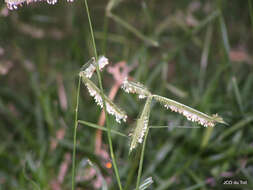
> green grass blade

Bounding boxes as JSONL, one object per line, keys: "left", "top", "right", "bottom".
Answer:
{"left": 107, "top": 12, "right": 159, "bottom": 47}
{"left": 218, "top": 14, "right": 230, "bottom": 57}
{"left": 198, "top": 25, "right": 213, "bottom": 93}
{"left": 201, "top": 127, "right": 214, "bottom": 149}
{"left": 192, "top": 10, "right": 220, "bottom": 35}
{"left": 249, "top": 0, "right": 253, "bottom": 34}
{"left": 232, "top": 77, "right": 244, "bottom": 114}
{"left": 166, "top": 83, "right": 188, "bottom": 98}
{"left": 219, "top": 115, "right": 253, "bottom": 141}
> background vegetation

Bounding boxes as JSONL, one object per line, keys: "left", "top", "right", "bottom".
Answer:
{"left": 0, "top": 0, "right": 253, "bottom": 189}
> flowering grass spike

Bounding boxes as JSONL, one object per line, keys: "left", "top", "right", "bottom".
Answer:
{"left": 83, "top": 56, "right": 109, "bottom": 78}
{"left": 121, "top": 78, "right": 151, "bottom": 99}
{"left": 121, "top": 79, "right": 226, "bottom": 151}
{"left": 5, "top": 0, "right": 74, "bottom": 10}
{"left": 153, "top": 95, "right": 227, "bottom": 127}
{"left": 130, "top": 96, "right": 152, "bottom": 151}
{"left": 79, "top": 57, "right": 127, "bottom": 123}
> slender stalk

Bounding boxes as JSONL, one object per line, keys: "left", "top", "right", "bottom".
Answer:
{"left": 232, "top": 77, "right": 244, "bottom": 114}
{"left": 136, "top": 128, "right": 150, "bottom": 190}
{"left": 71, "top": 76, "right": 81, "bottom": 190}
{"left": 102, "top": 13, "right": 109, "bottom": 54}
{"left": 149, "top": 125, "right": 201, "bottom": 129}
{"left": 84, "top": 1, "right": 97, "bottom": 59}
{"left": 249, "top": 0, "right": 253, "bottom": 35}
{"left": 84, "top": 1, "right": 123, "bottom": 189}
{"left": 78, "top": 120, "right": 128, "bottom": 138}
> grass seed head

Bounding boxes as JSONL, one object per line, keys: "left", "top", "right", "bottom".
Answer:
{"left": 130, "top": 96, "right": 152, "bottom": 152}
{"left": 121, "top": 78, "right": 150, "bottom": 99}
{"left": 153, "top": 95, "right": 226, "bottom": 127}
{"left": 83, "top": 56, "right": 109, "bottom": 79}
{"left": 80, "top": 72, "right": 127, "bottom": 123}
{"left": 5, "top": 0, "right": 75, "bottom": 10}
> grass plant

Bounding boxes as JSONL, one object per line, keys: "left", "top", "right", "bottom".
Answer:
{"left": 1, "top": 0, "right": 253, "bottom": 190}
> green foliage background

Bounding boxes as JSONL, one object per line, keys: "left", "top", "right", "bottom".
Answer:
{"left": 0, "top": 0, "right": 253, "bottom": 189}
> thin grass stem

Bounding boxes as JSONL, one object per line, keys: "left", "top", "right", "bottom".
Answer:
{"left": 150, "top": 125, "right": 201, "bottom": 129}
{"left": 78, "top": 120, "right": 128, "bottom": 138}
{"left": 85, "top": 0, "right": 98, "bottom": 60}
{"left": 249, "top": 0, "right": 253, "bottom": 35}
{"left": 136, "top": 127, "right": 150, "bottom": 190}
{"left": 84, "top": 1, "right": 123, "bottom": 189}
{"left": 232, "top": 77, "right": 244, "bottom": 114}
{"left": 71, "top": 76, "right": 81, "bottom": 190}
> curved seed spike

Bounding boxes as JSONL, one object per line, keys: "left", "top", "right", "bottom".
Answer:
{"left": 153, "top": 95, "right": 226, "bottom": 127}
{"left": 81, "top": 56, "right": 109, "bottom": 79}
{"left": 80, "top": 72, "right": 127, "bottom": 123}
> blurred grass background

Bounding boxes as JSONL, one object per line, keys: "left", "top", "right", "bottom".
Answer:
{"left": 0, "top": 0, "right": 253, "bottom": 189}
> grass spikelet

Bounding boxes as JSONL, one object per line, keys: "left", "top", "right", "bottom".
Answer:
{"left": 82, "top": 56, "right": 109, "bottom": 79}
{"left": 80, "top": 72, "right": 127, "bottom": 123}
{"left": 121, "top": 78, "right": 151, "bottom": 99}
{"left": 5, "top": 0, "right": 74, "bottom": 10}
{"left": 130, "top": 96, "right": 152, "bottom": 151}
{"left": 153, "top": 95, "right": 226, "bottom": 127}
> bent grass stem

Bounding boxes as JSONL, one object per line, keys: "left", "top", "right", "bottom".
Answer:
{"left": 71, "top": 76, "right": 81, "bottom": 190}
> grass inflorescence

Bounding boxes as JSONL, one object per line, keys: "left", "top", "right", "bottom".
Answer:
{"left": 1, "top": 0, "right": 253, "bottom": 190}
